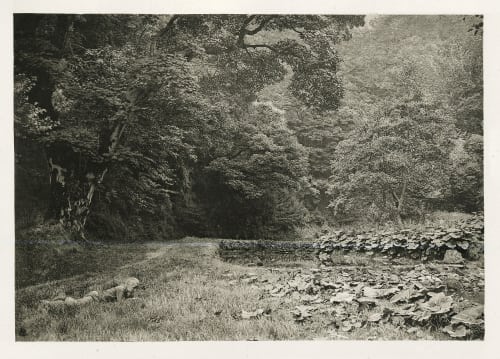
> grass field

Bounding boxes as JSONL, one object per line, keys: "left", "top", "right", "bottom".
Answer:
{"left": 15, "top": 237, "right": 481, "bottom": 341}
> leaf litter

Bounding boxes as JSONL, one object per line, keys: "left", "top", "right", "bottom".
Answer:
{"left": 238, "top": 257, "right": 484, "bottom": 339}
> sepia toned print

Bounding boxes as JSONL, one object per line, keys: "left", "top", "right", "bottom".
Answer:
{"left": 14, "top": 14, "right": 483, "bottom": 341}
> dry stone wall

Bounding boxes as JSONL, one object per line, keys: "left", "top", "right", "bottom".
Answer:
{"left": 218, "top": 214, "right": 484, "bottom": 264}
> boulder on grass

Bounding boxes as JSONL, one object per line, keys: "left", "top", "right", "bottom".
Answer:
{"left": 466, "top": 242, "right": 483, "bottom": 260}
{"left": 443, "top": 250, "right": 464, "bottom": 264}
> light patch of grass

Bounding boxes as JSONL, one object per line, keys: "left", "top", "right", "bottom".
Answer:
{"left": 328, "top": 251, "right": 372, "bottom": 266}
{"left": 17, "top": 243, "right": 308, "bottom": 340}
{"left": 423, "top": 211, "right": 474, "bottom": 228}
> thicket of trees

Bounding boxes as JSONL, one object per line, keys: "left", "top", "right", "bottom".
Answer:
{"left": 14, "top": 15, "right": 482, "bottom": 241}
{"left": 329, "top": 15, "right": 483, "bottom": 223}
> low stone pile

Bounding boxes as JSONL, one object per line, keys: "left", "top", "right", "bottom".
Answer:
{"left": 317, "top": 214, "right": 483, "bottom": 264}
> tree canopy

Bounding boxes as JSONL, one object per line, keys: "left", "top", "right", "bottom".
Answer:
{"left": 14, "top": 14, "right": 482, "bottom": 240}
{"left": 15, "top": 14, "right": 364, "bottom": 239}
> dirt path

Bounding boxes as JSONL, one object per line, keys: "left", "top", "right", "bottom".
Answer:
{"left": 144, "top": 240, "right": 219, "bottom": 259}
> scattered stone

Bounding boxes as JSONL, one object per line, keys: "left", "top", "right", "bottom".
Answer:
{"left": 451, "top": 305, "right": 484, "bottom": 326}
{"left": 330, "top": 292, "right": 355, "bottom": 303}
{"left": 292, "top": 305, "right": 315, "bottom": 322}
{"left": 443, "top": 250, "right": 464, "bottom": 264}
{"left": 242, "top": 276, "right": 258, "bottom": 284}
{"left": 241, "top": 308, "right": 264, "bottom": 319}
{"left": 367, "top": 312, "right": 383, "bottom": 322}
{"left": 443, "top": 325, "right": 469, "bottom": 338}
{"left": 363, "top": 286, "right": 399, "bottom": 298}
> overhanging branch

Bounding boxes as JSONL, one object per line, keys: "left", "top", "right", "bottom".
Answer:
{"left": 157, "top": 15, "right": 180, "bottom": 39}
{"left": 245, "top": 16, "right": 277, "bottom": 35}
{"left": 244, "top": 43, "right": 278, "bottom": 52}
{"left": 238, "top": 15, "right": 277, "bottom": 49}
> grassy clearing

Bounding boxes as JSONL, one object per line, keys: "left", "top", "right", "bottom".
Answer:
{"left": 17, "top": 241, "right": 309, "bottom": 341}
{"left": 16, "top": 238, "right": 474, "bottom": 341}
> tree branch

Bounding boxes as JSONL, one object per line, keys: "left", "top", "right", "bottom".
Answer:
{"left": 244, "top": 43, "right": 278, "bottom": 52}
{"left": 238, "top": 15, "right": 276, "bottom": 49}
{"left": 235, "top": 15, "right": 309, "bottom": 62}
{"left": 291, "top": 27, "right": 305, "bottom": 36}
{"left": 227, "top": 148, "right": 247, "bottom": 160}
{"left": 398, "top": 174, "right": 408, "bottom": 211}
{"left": 245, "top": 16, "right": 277, "bottom": 35}
{"left": 62, "top": 20, "right": 75, "bottom": 57}
{"left": 391, "top": 191, "right": 400, "bottom": 207}
{"left": 157, "top": 15, "right": 180, "bottom": 39}
{"left": 238, "top": 15, "right": 257, "bottom": 48}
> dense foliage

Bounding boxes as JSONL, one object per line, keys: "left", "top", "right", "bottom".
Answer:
{"left": 329, "top": 98, "right": 456, "bottom": 224}
{"left": 14, "top": 14, "right": 483, "bottom": 241}
{"left": 14, "top": 14, "right": 362, "bottom": 240}
{"left": 328, "top": 15, "right": 483, "bottom": 224}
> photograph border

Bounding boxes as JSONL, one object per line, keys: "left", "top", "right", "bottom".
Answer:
{"left": 2, "top": 1, "right": 499, "bottom": 358}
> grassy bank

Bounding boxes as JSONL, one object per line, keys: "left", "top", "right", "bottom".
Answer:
{"left": 17, "top": 240, "right": 314, "bottom": 341}
{"left": 16, "top": 237, "right": 483, "bottom": 341}
{"left": 15, "top": 241, "right": 151, "bottom": 289}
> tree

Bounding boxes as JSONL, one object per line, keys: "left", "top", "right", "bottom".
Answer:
{"left": 326, "top": 15, "right": 483, "bottom": 223}
{"left": 338, "top": 15, "right": 482, "bottom": 128}
{"left": 197, "top": 105, "right": 309, "bottom": 238}
{"left": 448, "top": 134, "right": 483, "bottom": 212}
{"left": 253, "top": 69, "right": 356, "bottom": 223}
{"left": 14, "top": 14, "right": 364, "bottom": 239}
{"left": 329, "top": 98, "right": 456, "bottom": 224}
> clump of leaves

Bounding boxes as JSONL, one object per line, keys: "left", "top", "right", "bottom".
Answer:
{"left": 317, "top": 213, "right": 483, "bottom": 263}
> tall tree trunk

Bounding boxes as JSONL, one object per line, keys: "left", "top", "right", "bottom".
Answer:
{"left": 46, "top": 150, "right": 103, "bottom": 238}
{"left": 46, "top": 102, "right": 136, "bottom": 239}
{"left": 395, "top": 209, "right": 403, "bottom": 226}
{"left": 44, "top": 18, "right": 168, "bottom": 239}
{"left": 395, "top": 175, "right": 408, "bottom": 226}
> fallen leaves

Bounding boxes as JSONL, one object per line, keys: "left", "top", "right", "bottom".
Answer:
{"left": 390, "top": 288, "right": 423, "bottom": 303}
{"left": 363, "top": 287, "right": 399, "bottom": 299}
{"left": 419, "top": 292, "right": 453, "bottom": 314}
{"left": 230, "top": 215, "right": 484, "bottom": 340}
{"left": 288, "top": 275, "right": 315, "bottom": 293}
{"left": 242, "top": 260, "right": 484, "bottom": 340}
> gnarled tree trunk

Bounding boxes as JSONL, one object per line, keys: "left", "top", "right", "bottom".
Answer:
{"left": 46, "top": 102, "right": 136, "bottom": 239}
{"left": 46, "top": 145, "right": 104, "bottom": 238}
